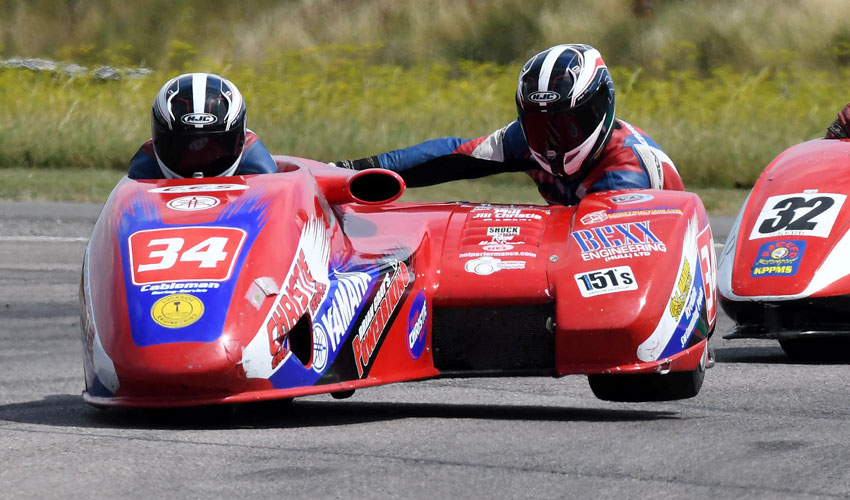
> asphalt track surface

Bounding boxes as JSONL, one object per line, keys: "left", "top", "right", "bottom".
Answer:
{"left": 1, "top": 201, "right": 849, "bottom": 500}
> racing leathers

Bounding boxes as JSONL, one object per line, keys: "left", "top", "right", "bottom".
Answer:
{"left": 128, "top": 131, "right": 278, "bottom": 179}
{"left": 339, "top": 119, "right": 683, "bottom": 205}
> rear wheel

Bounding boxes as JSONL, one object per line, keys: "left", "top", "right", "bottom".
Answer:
{"left": 779, "top": 338, "right": 850, "bottom": 362}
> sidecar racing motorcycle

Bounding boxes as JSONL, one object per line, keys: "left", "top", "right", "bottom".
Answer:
{"left": 719, "top": 139, "right": 850, "bottom": 359}
{"left": 79, "top": 156, "right": 717, "bottom": 407}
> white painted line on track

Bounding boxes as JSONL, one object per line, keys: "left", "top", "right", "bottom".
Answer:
{"left": 0, "top": 236, "right": 88, "bottom": 243}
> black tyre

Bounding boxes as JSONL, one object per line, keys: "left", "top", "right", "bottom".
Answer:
{"left": 779, "top": 337, "right": 850, "bottom": 362}
{"left": 588, "top": 364, "right": 705, "bottom": 402}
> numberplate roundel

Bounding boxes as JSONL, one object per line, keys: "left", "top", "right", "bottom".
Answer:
{"left": 128, "top": 226, "right": 247, "bottom": 285}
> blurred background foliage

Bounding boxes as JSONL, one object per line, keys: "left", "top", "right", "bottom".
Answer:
{"left": 1, "top": 0, "right": 849, "bottom": 190}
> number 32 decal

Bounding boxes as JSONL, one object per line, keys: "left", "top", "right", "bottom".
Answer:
{"left": 749, "top": 193, "right": 846, "bottom": 240}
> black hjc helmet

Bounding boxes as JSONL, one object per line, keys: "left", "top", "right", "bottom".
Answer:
{"left": 516, "top": 44, "right": 615, "bottom": 181}
{"left": 151, "top": 73, "right": 247, "bottom": 178}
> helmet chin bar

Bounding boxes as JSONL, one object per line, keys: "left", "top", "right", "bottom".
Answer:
{"left": 154, "top": 151, "right": 242, "bottom": 179}
{"left": 561, "top": 119, "right": 605, "bottom": 177}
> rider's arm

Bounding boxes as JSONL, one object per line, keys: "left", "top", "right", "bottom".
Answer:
{"left": 333, "top": 122, "right": 532, "bottom": 187}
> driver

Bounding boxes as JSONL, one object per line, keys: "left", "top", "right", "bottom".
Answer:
{"left": 332, "top": 44, "right": 683, "bottom": 205}
{"left": 128, "top": 73, "right": 277, "bottom": 179}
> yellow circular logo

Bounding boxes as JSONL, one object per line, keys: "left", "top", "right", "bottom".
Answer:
{"left": 150, "top": 294, "right": 204, "bottom": 328}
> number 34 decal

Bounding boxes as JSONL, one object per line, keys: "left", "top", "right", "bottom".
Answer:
{"left": 749, "top": 193, "right": 846, "bottom": 240}
{"left": 129, "top": 226, "right": 247, "bottom": 285}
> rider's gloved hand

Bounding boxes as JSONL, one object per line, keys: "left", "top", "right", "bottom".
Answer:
{"left": 331, "top": 156, "right": 381, "bottom": 170}
{"left": 826, "top": 103, "right": 850, "bottom": 139}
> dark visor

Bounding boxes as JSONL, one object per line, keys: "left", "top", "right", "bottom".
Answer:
{"left": 522, "top": 89, "right": 609, "bottom": 159}
{"left": 155, "top": 129, "right": 245, "bottom": 177}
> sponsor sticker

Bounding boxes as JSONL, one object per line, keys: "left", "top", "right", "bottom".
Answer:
{"left": 352, "top": 261, "right": 411, "bottom": 377}
{"left": 140, "top": 281, "right": 221, "bottom": 295}
{"left": 316, "top": 271, "right": 371, "bottom": 352}
{"left": 574, "top": 266, "right": 637, "bottom": 297}
{"left": 471, "top": 206, "right": 548, "bottom": 221}
{"left": 150, "top": 294, "right": 204, "bottom": 328}
{"left": 751, "top": 240, "right": 806, "bottom": 277}
{"left": 479, "top": 232, "right": 515, "bottom": 252}
{"left": 669, "top": 260, "right": 693, "bottom": 320}
{"left": 749, "top": 193, "right": 845, "bottom": 239}
{"left": 606, "top": 207, "right": 682, "bottom": 219}
{"left": 464, "top": 256, "right": 526, "bottom": 275}
{"left": 607, "top": 193, "right": 654, "bottom": 204}
{"left": 580, "top": 210, "right": 608, "bottom": 225}
{"left": 149, "top": 184, "right": 249, "bottom": 194}
{"left": 265, "top": 248, "right": 330, "bottom": 369}
{"left": 458, "top": 251, "right": 537, "bottom": 258}
{"left": 311, "top": 325, "right": 329, "bottom": 372}
{"left": 166, "top": 195, "right": 220, "bottom": 211}
{"left": 571, "top": 220, "right": 666, "bottom": 262}
{"left": 407, "top": 291, "right": 428, "bottom": 360}
{"left": 487, "top": 226, "right": 520, "bottom": 236}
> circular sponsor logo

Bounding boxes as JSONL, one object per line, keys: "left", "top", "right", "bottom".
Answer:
{"left": 150, "top": 294, "right": 204, "bottom": 328}
{"left": 407, "top": 291, "right": 428, "bottom": 360}
{"left": 770, "top": 247, "right": 789, "bottom": 259}
{"left": 464, "top": 256, "right": 499, "bottom": 276}
{"left": 608, "top": 193, "right": 655, "bottom": 204}
{"left": 180, "top": 113, "right": 218, "bottom": 126}
{"left": 166, "top": 195, "right": 221, "bottom": 211}
{"left": 528, "top": 91, "right": 561, "bottom": 103}
{"left": 482, "top": 243, "right": 514, "bottom": 252}
{"left": 311, "top": 324, "right": 329, "bottom": 372}
{"left": 149, "top": 184, "right": 249, "bottom": 194}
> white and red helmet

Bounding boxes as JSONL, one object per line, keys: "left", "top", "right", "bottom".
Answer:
{"left": 516, "top": 44, "right": 615, "bottom": 180}
{"left": 151, "top": 73, "right": 246, "bottom": 178}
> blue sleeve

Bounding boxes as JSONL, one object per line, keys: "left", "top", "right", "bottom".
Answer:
{"left": 376, "top": 137, "right": 468, "bottom": 173}
{"left": 236, "top": 138, "right": 277, "bottom": 175}
{"left": 375, "top": 121, "right": 529, "bottom": 173}
{"left": 127, "top": 147, "right": 163, "bottom": 179}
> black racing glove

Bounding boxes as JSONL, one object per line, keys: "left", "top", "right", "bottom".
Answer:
{"left": 332, "top": 156, "right": 381, "bottom": 170}
{"left": 826, "top": 103, "right": 850, "bottom": 139}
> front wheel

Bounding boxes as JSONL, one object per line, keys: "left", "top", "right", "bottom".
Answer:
{"left": 588, "top": 365, "right": 705, "bottom": 402}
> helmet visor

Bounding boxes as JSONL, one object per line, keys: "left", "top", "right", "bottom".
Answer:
{"left": 154, "top": 128, "right": 245, "bottom": 178}
{"left": 522, "top": 89, "right": 610, "bottom": 174}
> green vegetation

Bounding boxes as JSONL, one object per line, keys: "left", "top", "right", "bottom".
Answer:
{"left": 1, "top": 0, "right": 849, "bottom": 205}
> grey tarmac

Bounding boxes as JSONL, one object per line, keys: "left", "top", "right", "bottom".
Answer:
{"left": 0, "top": 201, "right": 847, "bottom": 500}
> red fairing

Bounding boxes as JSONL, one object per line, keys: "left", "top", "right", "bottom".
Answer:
{"left": 81, "top": 155, "right": 714, "bottom": 408}
{"left": 719, "top": 139, "right": 850, "bottom": 300}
